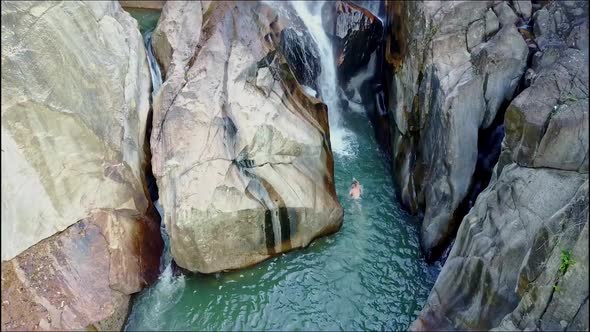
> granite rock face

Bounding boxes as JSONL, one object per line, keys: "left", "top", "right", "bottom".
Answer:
{"left": 150, "top": 1, "right": 343, "bottom": 273}
{"left": 384, "top": 0, "right": 528, "bottom": 259}
{"left": 1, "top": 210, "right": 162, "bottom": 331}
{"left": 412, "top": 1, "right": 589, "bottom": 330}
{"left": 1, "top": 1, "right": 161, "bottom": 329}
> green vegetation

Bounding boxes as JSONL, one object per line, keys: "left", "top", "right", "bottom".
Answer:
{"left": 429, "top": 24, "right": 439, "bottom": 38}
{"left": 564, "top": 94, "right": 578, "bottom": 103}
{"left": 559, "top": 249, "right": 575, "bottom": 274}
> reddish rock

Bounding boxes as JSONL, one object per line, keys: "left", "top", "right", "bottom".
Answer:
{"left": 1, "top": 210, "right": 162, "bottom": 331}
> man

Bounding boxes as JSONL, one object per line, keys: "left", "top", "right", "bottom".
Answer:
{"left": 349, "top": 178, "right": 362, "bottom": 199}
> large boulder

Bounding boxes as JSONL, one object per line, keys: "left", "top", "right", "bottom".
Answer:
{"left": 1, "top": 210, "right": 162, "bottom": 331}
{"left": 1, "top": 1, "right": 161, "bottom": 329}
{"left": 412, "top": 166, "right": 588, "bottom": 330}
{"left": 150, "top": 0, "right": 203, "bottom": 79}
{"left": 384, "top": 0, "right": 528, "bottom": 259}
{"left": 412, "top": 1, "right": 589, "bottom": 329}
{"left": 150, "top": 1, "right": 343, "bottom": 273}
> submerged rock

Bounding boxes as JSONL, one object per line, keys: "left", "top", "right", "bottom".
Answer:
{"left": 384, "top": 1, "right": 528, "bottom": 259}
{"left": 1, "top": 1, "right": 160, "bottom": 329}
{"left": 413, "top": 0, "right": 589, "bottom": 329}
{"left": 150, "top": 1, "right": 343, "bottom": 274}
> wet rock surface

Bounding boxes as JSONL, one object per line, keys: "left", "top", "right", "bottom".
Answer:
{"left": 413, "top": 0, "right": 589, "bottom": 329}
{"left": 278, "top": 27, "right": 322, "bottom": 92}
{"left": 150, "top": 1, "right": 342, "bottom": 274}
{"left": 323, "top": 1, "right": 384, "bottom": 82}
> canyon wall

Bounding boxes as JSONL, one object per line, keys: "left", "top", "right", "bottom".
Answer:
{"left": 384, "top": 0, "right": 530, "bottom": 260}
{"left": 403, "top": 0, "right": 589, "bottom": 329}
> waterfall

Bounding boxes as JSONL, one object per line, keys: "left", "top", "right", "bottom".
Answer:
{"left": 291, "top": 1, "right": 358, "bottom": 158}
{"left": 144, "top": 30, "right": 162, "bottom": 97}
{"left": 143, "top": 30, "right": 172, "bottom": 276}
{"left": 154, "top": 199, "right": 173, "bottom": 272}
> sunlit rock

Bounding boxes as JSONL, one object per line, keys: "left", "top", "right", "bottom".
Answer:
{"left": 1, "top": 1, "right": 160, "bottom": 329}
{"left": 150, "top": 1, "right": 343, "bottom": 273}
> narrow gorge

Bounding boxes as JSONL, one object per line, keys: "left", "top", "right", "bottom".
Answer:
{"left": 1, "top": 0, "right": 588, "bottom": 331}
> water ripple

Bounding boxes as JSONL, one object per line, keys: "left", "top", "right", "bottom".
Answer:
{"left": 126, "top": 104, "right": 439, "bottom": 332}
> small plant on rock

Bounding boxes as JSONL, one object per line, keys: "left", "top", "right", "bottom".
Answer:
{"left": 559, "top": 249, "right": 575, "bottom": 274}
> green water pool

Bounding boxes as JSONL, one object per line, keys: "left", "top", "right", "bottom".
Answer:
{"left": 125, "top": 7, "right": 161, "bottom": 35}
{"left": 124, "top": 7, "right": 438, "bottom": 330}
{"left": 125, "top": 107, "right": 438, "bottom": 330}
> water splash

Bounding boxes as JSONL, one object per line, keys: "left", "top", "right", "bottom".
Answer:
{"left": 125, "top": 262, "right": 186, "bottom": 331}
{"left": 153, "top": 199, "right": 172, "bottom": 272}
{"left": 290, "top": 1, "right": 358, "bottom": 158}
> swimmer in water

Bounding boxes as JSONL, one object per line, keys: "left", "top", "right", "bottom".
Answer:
{"left": 349, "top": 178, "right": 362, "bottom": 199}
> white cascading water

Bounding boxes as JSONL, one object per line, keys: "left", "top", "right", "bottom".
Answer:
{"left": 144, "top": 31, "right": 163, "bottom": 98}
{"left": 290, "top": 1, "right": 358, "bottom": 157}
{"left": 142, "top": 30, "right": 184, "bottom": 299}
{"left": 345, "top": 52, "right": 377, "bottom": 114}
{"left": 143, "top": 30, "right": 170, "bottom": 273}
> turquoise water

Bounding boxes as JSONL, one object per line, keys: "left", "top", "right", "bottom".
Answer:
{"left": 125, "top": 107, "right": 438, "bottom": 331}
{"left": 125, "top": 8, "right": 161, "bottom": 35}
{"left": 124, "top": 5, "right": 438, "bottom": 331}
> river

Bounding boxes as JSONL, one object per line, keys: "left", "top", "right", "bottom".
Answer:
{"left": 124, "top": 4, "right": 438, "bottom": 331}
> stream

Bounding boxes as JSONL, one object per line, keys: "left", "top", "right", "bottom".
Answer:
{"left": 125, "top": 4, "right": 438, "bottom": 331}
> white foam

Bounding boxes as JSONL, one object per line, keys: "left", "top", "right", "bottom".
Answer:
{"left": 330, "top": 127, "right": 358, "bottom": 158}
{"left": 143, "top": 264, "right": 186, "bottom": 326}
{"left": 342, "top": 51, "right": 377, "bottom": 115}
{"left": 154, "top": 199, "right": 172, "bottom": 272}
{"left": 144, "top": 31, "right": 162, "bottom": 97}
{"left": 301, "top": 84, "right": 318, "bottom": 98}
{"left": 346, "top": 52, "right": 377, "bottom": 93}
